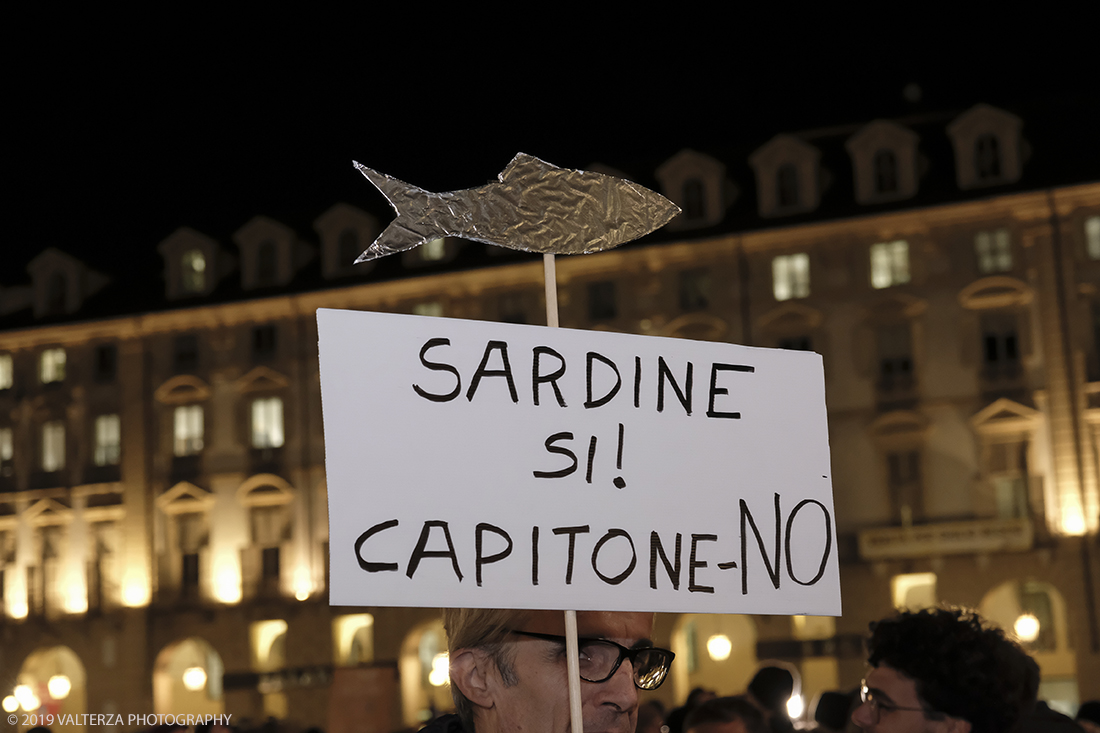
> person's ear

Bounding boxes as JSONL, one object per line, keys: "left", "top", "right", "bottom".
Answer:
{"left": 449, "top": 649, "right": 496, "bottom": 709}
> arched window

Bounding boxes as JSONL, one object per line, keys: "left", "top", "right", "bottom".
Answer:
{"left": 256, "top": 240, "right": 277, "bottom": 286}
{"left": 975, "top": 134, "right": 1002, "bottom": 180}
{"left": 682, "top": 178, "right": 706, "bottom": 220}
{"left": 873, "top": 149, "right": 898, "bottom": 194}
{"left": 777, "top": 164, "right": 800, "bottom": 208}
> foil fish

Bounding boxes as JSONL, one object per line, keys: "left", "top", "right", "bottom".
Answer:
{"left": 353, "top": 153, "right": 680, "bottom": 262}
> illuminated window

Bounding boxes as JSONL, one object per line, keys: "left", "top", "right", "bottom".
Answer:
{"left": 891, "top": 572, "right": 936, "bottom": 610}
{"left": 772, "top": 253, "right": 810, "bottom": 300}
{"left": 94, "top": 414, "right": 121, "bottom": 466}
{"left": 1087, "top": 216, "right": 1100, "bottom": 260}
{"left": 181, "top": 249, "right": 206, "bottom": 294}
{"left": 0, "top": 427, "right": 13, "bottom": 474}
{"left": 421, "top": 238, "right": 446, "bottom": 261}
{"left": 39, "top": 348, "right": 66, "bottom": 384}
{"left": 870, "top": 240, "right": 910, "bottom": 289}
{"left": 252, "top": 397, "right": 284, "bottom": 449}
{"left": 173, "top": 405, "right": 204, "bottom": 456}
{"left": 412, "top": 302, "right": 443, "bottom": 318}
{"left": 0, "top": 353, "right": 11, "bottom": 390}
{"left": 41, "top": 420, "right": 65, "bottom": 471}
{"left": 975, "top": 229, "right": 1012, "bottom": 273}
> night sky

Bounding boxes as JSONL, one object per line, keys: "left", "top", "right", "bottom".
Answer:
{"left": 4, "top": 8, "right": 1097, "bottom": 282}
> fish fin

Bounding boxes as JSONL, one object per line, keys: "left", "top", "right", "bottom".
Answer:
{"left": 352, "top": 162, "right": 442, "bottom": 262}
{"left": 498, "top": 152, "right": 560, "bottom": 183}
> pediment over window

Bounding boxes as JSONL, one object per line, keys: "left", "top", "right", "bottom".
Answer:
{"left": 234, "top": 216, "right": 312, "bottom": 290}
{"left": 862, "top": 292, "right": 928, "bottom": 322}
{"left": 158, "top": 227, "right": 230, "bottom": 300}
{"left": 154, "top": 375, "right": 212, "bottom": 405}
{"left": 661, "top": 314, "right": 728, "bottom": 342}
{"left": 655, "top": 149, "right": 729, "bottom": 230}
{"left": 748, "top": 135, "right": 822, "bottom": 217}
{"left": 845, "top": 120, "right": 920, "bottom": 204}
{"left": 26, "top": 248, "right": 109, "bottom": 318}
{"left": 237, "top": 473, "right": 295, "bottom": 507}
{"left": 971, "top": 398, "right": 1039, "bottom": 435}
{"left": 958, "top": 276, "right": 1033, "bottom": 310}
{"left": 869, "top": 410, "right": 929, "bottom": 447}
{"left": 314, "top": 203, "right": 380, "bottom": 279}
{"left": 235, "top": 366, "right": 290, "bottom": 394}
{"left": 24, "top": 497, "right": 73, "bottom": 526}
{"left": 756, "top": 301, "right": 824, "bottom": 334}
{"left": 156, "top": 481, "right": 216, "bottom": 514}
{"left": 946, "top": 104, "right": 1024, "bottom": 190}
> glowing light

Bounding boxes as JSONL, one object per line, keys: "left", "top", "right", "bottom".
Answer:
{"left": 428, "top": 653, "right": 450, "bottom": 687}
{"left": 2, "top": 696, "right": 18, "bottom": 713}
{"left": 9, "top": 599, "right": 28, "bottom": 619}
{"left": 121, "top": 572, "right": 150, "bottom": 607}
{"left": 706, "top": 634, "right": 732, "bottom": 662}
{"left": 252, "top": 619, "right": 289, "bottom": 668}
{"left": 213, "top": 556, "right": 242, "bottom": 604}
{"left": 786, "top": 695, "right": 804, "bottom": 719}
{"left": 64, "top": 585, "right": 88, "bottom": 614}
{"left": 293, "top": 568, "right": 312, "bottom": 601}
{"left": 1062, "top": 508, "right": 1087, "bottom": 536}
{"left": 182, "top": 667, "right": 208, "bottom": 691}
{"left": 47, "top": 675, "right": 71, "bottom": 700}
{"left": 1014, "top": 613, "right": 1041, "bottom": 642}
{"left": 14, "top": 685, "right": 39, "bottom": 712}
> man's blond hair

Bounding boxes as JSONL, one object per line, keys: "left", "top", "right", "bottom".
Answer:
{"left": 443, "top": 608, "right": 528, "bottom": 731}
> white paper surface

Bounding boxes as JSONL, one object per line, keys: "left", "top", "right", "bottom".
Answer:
{"left": 318, "top": 308, "right": 840, "bottom": 615}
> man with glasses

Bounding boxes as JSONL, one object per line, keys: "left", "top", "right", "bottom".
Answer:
{"left": 852, "top": 607, "right": 1039, "bottom": 733}
{"left": 433, "top": 608, "right": 674, "bottom": 733}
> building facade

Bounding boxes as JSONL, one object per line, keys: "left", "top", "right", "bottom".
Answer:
{"left": 2, "top": 101, "right": 1100, "bottom": 730}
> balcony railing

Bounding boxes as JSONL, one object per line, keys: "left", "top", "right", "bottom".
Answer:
{"left": 858, "top": 516, "right": 1033, "bottom": 560}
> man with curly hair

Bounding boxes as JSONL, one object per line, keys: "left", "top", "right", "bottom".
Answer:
{"left": 851, "top": 607, "right": 1039, "bottom": 733}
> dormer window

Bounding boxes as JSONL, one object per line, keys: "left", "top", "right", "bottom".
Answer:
{"left": 874, "top": 150, "right": 898, "bottom": 194}
{"left": 749, "top": 135, "right": 821, "bottom": 217}
{"left": 975, "top": 134, "right": 1001, "bottom": 180}
{"left": 181, "top": 249, "right": 206, "bottom": 294}
{"left": 845, "top": 121, "right": 920, "bottom": 204}
{"left": 682, "top": 179, "right": 706, "bottom": 220}
{"left": 947, "top": 104, "right": 1023, "bottom": 190}
{"left": 256, "top": 240, "right": 278, "bottom": 287}
{"left": 656, "top": 149, "right": 728, "bottom": 229}
{"left": 314, "top": 203, "right": 379, "bottom": 278}
{"left": 776, "top": 165, "right": 800, "bottom": 208}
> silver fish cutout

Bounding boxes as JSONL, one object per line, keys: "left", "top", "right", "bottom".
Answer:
{"left": 352, "top": 153, "right": 680, "bottom": 262}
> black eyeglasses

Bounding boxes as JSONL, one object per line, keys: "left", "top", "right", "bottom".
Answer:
{"left": 508, "top": 630, "right": 675, "bottom": 690}
{"left": 859, "top": 681, "right": 944, "bottom": 724}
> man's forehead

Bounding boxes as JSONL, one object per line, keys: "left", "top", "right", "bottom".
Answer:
{"left": 524, "top": 610, "right": 654, "bottom": 641}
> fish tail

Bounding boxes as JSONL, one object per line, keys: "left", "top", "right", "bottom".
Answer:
{"left": 352, "top": 162, "right": 445, "bottom": 262}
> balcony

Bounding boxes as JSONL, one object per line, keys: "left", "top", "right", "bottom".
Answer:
{"left": 858, "top": 516, "right": 1033, "bottom": 560}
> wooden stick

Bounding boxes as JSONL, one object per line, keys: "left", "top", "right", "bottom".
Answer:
{"left": 543, "top": 253, "right": 581, "bottom": 733}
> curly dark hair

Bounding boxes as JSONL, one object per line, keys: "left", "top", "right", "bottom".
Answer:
{"left": 866, "top": 607, "right": 1039, "bottom": 733}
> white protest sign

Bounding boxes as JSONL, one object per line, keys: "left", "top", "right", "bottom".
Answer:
{"left": 318, "top": 308, "right": 839, "bottom": 615}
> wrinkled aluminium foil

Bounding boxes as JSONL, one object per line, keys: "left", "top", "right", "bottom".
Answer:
{"left": 353, "top": 153, "right": 680, "bottom": 262}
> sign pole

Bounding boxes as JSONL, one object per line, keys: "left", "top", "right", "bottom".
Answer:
{"left": 545, "top": 252, "right": 583, "bottom": 733}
